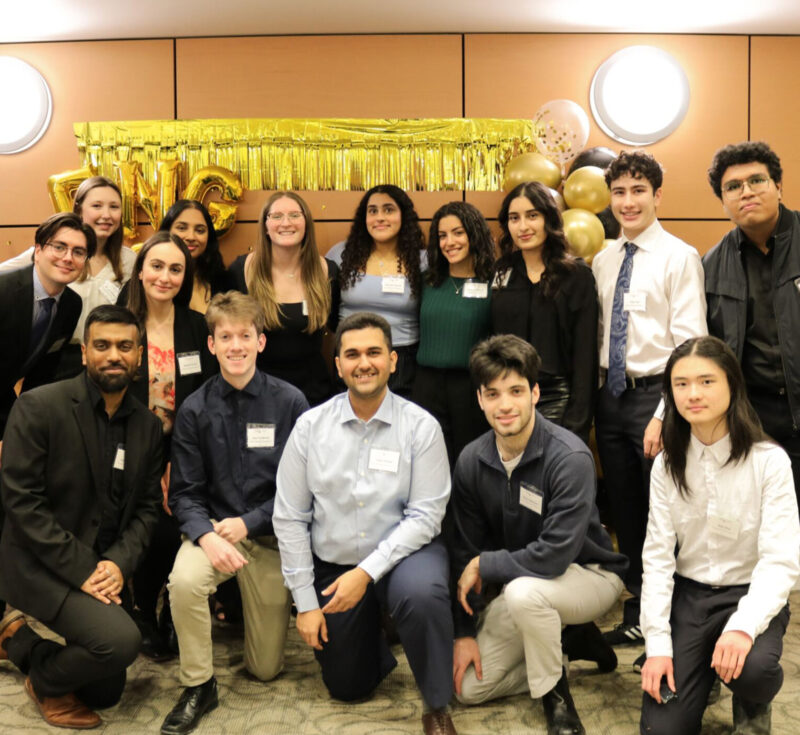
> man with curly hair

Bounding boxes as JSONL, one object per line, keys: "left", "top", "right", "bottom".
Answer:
{"left": 704, "top": 141, "right": 800, "bottom": 505}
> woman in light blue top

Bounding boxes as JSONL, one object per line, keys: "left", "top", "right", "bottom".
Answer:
{"left": 327, "top": 184, "right": 425, "bottom": 398}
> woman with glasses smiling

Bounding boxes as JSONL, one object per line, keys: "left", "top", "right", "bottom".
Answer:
{"left": 229, "top": 192, "right": 339, "bottom": 406}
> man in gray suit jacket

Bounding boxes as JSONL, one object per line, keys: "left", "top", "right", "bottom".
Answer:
{"left": 0, "top": 305, "right": 163, "bottom": 730}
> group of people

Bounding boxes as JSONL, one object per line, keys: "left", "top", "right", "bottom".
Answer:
{"left": 0, "top": 139, "right": 798, "bottom": 735}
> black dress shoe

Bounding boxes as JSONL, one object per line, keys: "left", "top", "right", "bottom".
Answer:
{"left": 161, "top": 678, "right": 218, "bottom": 735}
{"left": 541, "top": 668, "right": 585, "bottom": 735}
{"left": 562, "top": 622, "right": 617, "bottom": 672}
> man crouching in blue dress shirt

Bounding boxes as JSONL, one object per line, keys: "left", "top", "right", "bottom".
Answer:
{"left": 160, "top": 292, "right": 309, "bottom": 735}
{"left": 273, "top": 311, "right": 458, "bottom": 735}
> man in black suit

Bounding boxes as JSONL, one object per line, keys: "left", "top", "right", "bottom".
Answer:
{"left": 0, "top": 305, "right": 163, "bottom": 729}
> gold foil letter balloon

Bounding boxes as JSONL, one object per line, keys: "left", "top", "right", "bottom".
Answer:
{"left": 112, "top": 160, "right": 182, "bottom": 238}
{"left": 502, "top": 152, "right": 562, "bottom": 192}
{"left": 183, "top": 166, "right": 243, "bottom": 238}
{"left": 562, "top": 208, "right": 605, "bottom": 264}
{"left": 47, "top": 166, "right": 95, "bottom": 212}
{"left": 563, "top": 166, "right": 611, "bottom": 214}
{"left": 533, "top": 99, "right": 590, "bottom": 169}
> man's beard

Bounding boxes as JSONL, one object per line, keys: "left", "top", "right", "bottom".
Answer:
{"left": 88, "top": 364, "right": 135, "bottom": 393}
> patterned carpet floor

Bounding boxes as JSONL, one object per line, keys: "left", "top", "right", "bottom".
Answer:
{"left": 2, "top": 591, "right": 799, "bottom": 734}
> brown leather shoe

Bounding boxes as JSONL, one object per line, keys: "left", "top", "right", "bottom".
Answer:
{"left": 422, "top": 710, "right": 457, "bottom": 735}
{"left": 0, "top": 610, "right": 25, "bottom": 660}
{"left": 24, "top": 677, "right": 101, "bottom": 729}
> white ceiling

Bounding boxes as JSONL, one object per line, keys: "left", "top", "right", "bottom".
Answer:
{"left": 3, "top": 0, "right": 800, "bottom": 44}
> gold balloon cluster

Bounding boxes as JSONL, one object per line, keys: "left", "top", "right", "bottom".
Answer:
{"left": 47, "top": 162, "right": 243, "bottom": 240}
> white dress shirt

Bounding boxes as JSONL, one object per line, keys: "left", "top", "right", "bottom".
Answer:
{"left": 641, "top": 434, "right": 800, "bottom": 658}
{"left": 593, "top": 220, "right": 707, "bottom": 377}
{"left": 273, "top": 389, "right": 451, "bottom": 612}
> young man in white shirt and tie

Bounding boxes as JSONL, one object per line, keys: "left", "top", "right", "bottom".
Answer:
{"left": 592, "top": 151, "right": 707, "bottom": 650}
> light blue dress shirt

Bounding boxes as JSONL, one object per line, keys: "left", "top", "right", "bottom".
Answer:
{"left": 273, "top": 389, "right": 451, "bottom": 612}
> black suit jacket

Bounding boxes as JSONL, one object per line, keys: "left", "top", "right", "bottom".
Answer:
{"left": 0, "top": 265, "right": 82, "bottom": 437}
{"left": 0, "top": 374, "right": 163, "bottom": 621}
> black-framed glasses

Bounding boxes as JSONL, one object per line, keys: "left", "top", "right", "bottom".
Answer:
{"left": 44, "top": 240, "right": 89, "bottom": 261}
{"left": 721, "top": 174, "right": 771, "bottom": 198}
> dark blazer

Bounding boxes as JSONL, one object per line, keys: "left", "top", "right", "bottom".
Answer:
{"left": 126, "top": 305, "right": 217, "bottom": 417}
{"left": 0, "top": 374, "right": 163, "bottom": 621}
{"left": 0, "top": 265, "right": 82, "bottom": 436}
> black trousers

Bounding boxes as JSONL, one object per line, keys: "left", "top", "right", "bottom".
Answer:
{"left": 6, "top": 589, "right": 140, "bottom": 706}
{"left": 749, "top": 389, "right": 800, "bottom": 508}
{"left": 640, "top": 577, "right": 789, "bottom": 735}
{"left": 595, "top": 381, "right": 662, "bottom": 624}
{"left": 132, "top": 508, "right": 181, "bottom": 620}
{"left": 312, "top": 540, "right": 453, "bottom": 710}
{"left": 411, "top": 365, "right": 487, "bottom": 468}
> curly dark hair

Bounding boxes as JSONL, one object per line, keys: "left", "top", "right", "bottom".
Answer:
{"left": 707, "top": 141, "right": 783, "bottom": 199}
{"left": 497, "top": 181, "right": 575, "bottom": 299}
{"left": 339, "top": 185, "right": 424, "bottom": 298}
{"left": 159, "top": 199, "right": 226, "bottom": 288}
{"left": 604, "top": 150, "right": 663, "bottom": 192}
{"left": 426, "top": 201, "right": 496, "bottom": 287}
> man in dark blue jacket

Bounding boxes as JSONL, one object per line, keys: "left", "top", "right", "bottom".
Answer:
{"left": 704, "top": 141, "right": 800, "bottom": 500}
{"left": 449, "top": 335, "right": 627, "bottom": 735}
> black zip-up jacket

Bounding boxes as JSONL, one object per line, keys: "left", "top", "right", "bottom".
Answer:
{"left": 449, "top": 413, "right": 628, "bottom": 637}
{"left": 703, "top": 205, "right": 800, "bottom": 430}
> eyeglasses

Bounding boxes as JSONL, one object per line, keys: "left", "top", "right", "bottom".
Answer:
{"left": 721, "top": 174, "right": 771, "bottom": 198}
{"left": 267, "top": 211, "right": 304, "bottom": 222}
{"left": 44, "top": 240, "right": 89, "bottom": 261}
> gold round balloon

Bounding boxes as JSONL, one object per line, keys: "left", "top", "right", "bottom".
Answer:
{"left": 563, "top": 166, "right": 610, "bottom": 214}
{"left": 562, "top": 208, "right": 605, "bottom": 263}
{"left": 502, "top": 152, "right": 562, "bottom": 191}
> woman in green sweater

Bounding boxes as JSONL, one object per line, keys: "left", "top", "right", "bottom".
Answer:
{"left": 412, "top": 201, "right": 495, "bottom": 467}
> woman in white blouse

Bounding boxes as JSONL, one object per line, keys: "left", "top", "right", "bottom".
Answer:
{"left": 639, "top": 335, "right": 800, "bottom": 735}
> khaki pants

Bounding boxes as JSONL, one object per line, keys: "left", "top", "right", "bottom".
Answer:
{"left": 168, "top": 534, "right": 290, "bottom": 687}
{"left": 458, "top": 564, "right": 623, "bottom": 702}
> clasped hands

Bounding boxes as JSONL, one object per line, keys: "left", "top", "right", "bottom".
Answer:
{"left": 198, "top": 517, "right": 250, "bottom": 574}
{"left": 81, "top": 559, "right": 123, "bottom": 605}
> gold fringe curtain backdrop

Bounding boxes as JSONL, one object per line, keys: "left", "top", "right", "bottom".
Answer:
{"left": 73, "top": 118, "right": 537, "bottom": 192}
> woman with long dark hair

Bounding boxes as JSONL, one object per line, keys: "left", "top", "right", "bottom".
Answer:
{"left": 412, "top": 201, "right": 494, "bottom": 466}
{"left": 328, "top": 184, "right": 425, "bottom": 398}
{"left": 639, "top": 336, "right": 799, "bottom": 734}
{"left": 229, "top": 191, "right": 339, "bottom": 406}
{"left": 491, "top": 181, "right": 597, "bottom": 443}
{"left": 122, "top": 231, "right": 216, "bottom": 660}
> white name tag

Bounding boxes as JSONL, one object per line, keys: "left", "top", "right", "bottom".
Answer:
{"left": 247, "top": 423, "right": 275, "bottom": 448}
{"left": 177, "top": 351, "right": 202, "bottom": 376}
{"left": 368, "top": 448, "right": 400, "bottom": 473}
{"left": 463, "top": 281, "right": 488, "bottom": 299}
{"left": 99, "top": 280, "right": 121, "bottom": 303}
{"left": 113, "top": 446, "right": 125, "bottom": 471}
{"left": 381, "top": 275, "right": 406, "bottom": 294}
{"left": 519, "top": 482, "right": 543, "bottom": 514}
{"left": 709, "top": 514, "right": 740, "bottom": 540}
{"left": 795, "top": 277, "right": 800, "bottom": 293}
{"left": 623, "top": 291, "right": 647, "bottom": 312}
{"left": 302, "top": 299, "right": 308, "bottom": 316}
{"left": 46, "top": 337, "right": 66, "bottom": 353}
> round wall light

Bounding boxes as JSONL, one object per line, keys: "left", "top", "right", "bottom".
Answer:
{"left": 0, "top": 56, "right": 53, "bottom": 155}
{"left": 590, "top": 46, "right": 690, "bottom": 146}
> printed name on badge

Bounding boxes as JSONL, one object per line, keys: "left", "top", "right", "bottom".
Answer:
{"left": 368, "top": 448, "right": 400, "bottom": 473}
{"left": 247, "top": 423, "right": 275, "bottom": 449}
{"left": 113, "top": 446, "right": 125, "bottom": 471}
{"left": 177, "top": 352, "right": 202, "bottom": 375}
{"left": 708, "top": 514, "right": 740, "bottom": 540}
{"left": 382, "top": 275, "right": 406, "bottom": 294}
{"left": 519, "top": 482, "right": 543, "bottom": 514}
{"left": 623, "top": 291, "right": 647, "bottom": 312}
{"left": 463, "top": 281, "right": 488, "bottom": 299}
{"left": 302, "top": 300, "right": 308, "bottom": 316}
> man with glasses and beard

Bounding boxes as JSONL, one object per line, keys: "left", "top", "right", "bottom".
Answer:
{"left": 0, "top": 305, "right": 163, "bottom": 730}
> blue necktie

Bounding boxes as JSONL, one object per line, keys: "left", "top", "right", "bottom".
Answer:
{"left": 29, "top": 297, "right": 55, "bottom": 357}
{"left": 607, "top": 242, "right": 637, "bottom": 398}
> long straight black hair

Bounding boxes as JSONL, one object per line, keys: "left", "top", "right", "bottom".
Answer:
{"left": 662, "top": 336, "right": 766, "bottom": 497}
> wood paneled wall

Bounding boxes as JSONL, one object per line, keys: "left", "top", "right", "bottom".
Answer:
{"left": 1, "top": 32, "right": 797, "bottom": 261}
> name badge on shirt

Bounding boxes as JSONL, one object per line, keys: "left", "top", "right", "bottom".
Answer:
{"left": 99, "top": 280, "right": 121, "bottom": 303}
{"left": 709, "top": 514, "right": 740, "bottom": 540}
{"left": 302, "top": 299, "right": 308, "bottom": 316}
{"left": 381, "top": 275, "right": 406, "bottom": 294}
{"left": 463, "top": 281, "right": 488, "bottom": 299}
{"left": 519, "top": 481, "right": 543, "bottom": 515}
{"left": 623, "top": 291, "right": 647, "bottom": 312}
{"left": 794, "top": 277, "right": 800, "bottom": 293}
{"left": 368, "top": 448, "right": 400, "bottom": 473}
{"left": 177, "top": 351, "right": 202, "bottom": 376}
{"left": 247, "top": 423, "right": 275, "bottom": 449}
{"left": 46, "top": 337, "right": 66, "bottom": 354}
{"left": 113, "top": 446, "right": 126, "bottom": 471}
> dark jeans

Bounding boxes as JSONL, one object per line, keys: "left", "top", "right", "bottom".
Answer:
{"left": 6, "top": 589, "right": 140, "bottom": 706}
{"left": 640, "top": 577, "right": 788, "bottom": 735}
{"left": 132, "top": 508, "right": 181, "bottom": 621}
{"left": 312, "top": 539, "right": 453, "bottom": 710}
